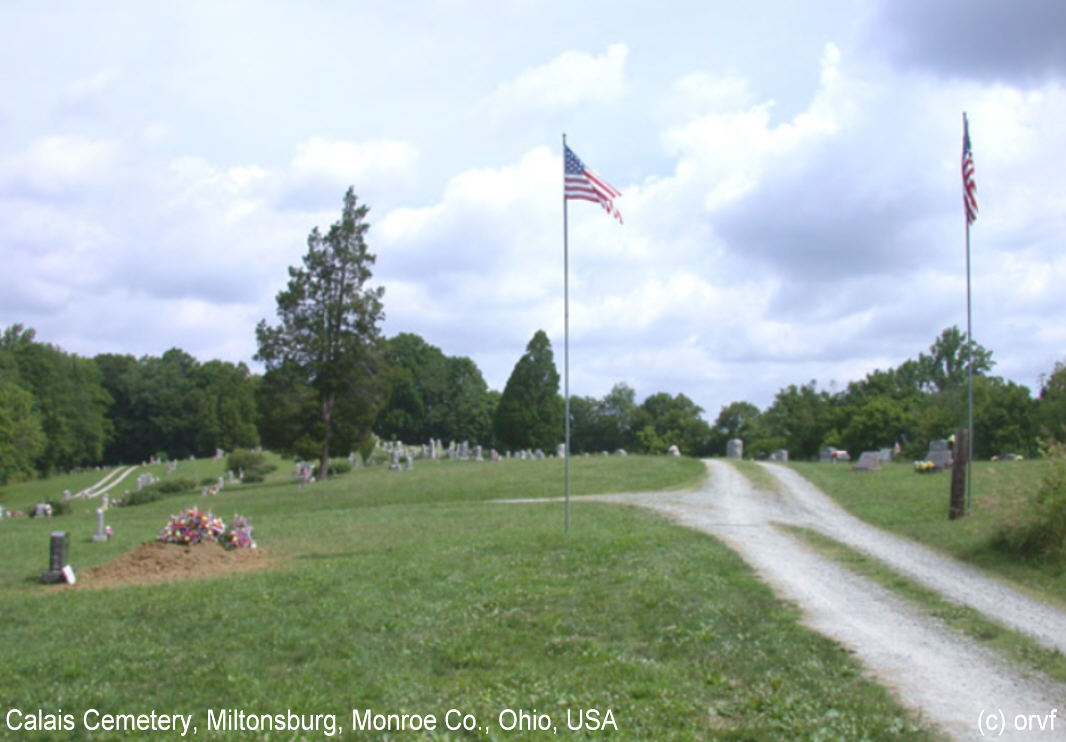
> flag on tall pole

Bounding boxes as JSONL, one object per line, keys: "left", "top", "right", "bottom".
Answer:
{"left": 962, "top": 113, "right": 978, "bottom": 225}
{"left": 962, "top": 112, "right": 977, "bottom": 515}
{"left": 565, "top": 144, "right": 623, "bottom": 223}
{"left": 561, "top": 135, "right": 622, "bottom": 534}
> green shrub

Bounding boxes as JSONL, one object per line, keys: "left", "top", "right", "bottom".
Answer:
{"left": 358, "top": 436, "right": 376, "bottom": 466}
{"left": 119, "top": 477, "right": 197, "bottom": 507}
{"left": 227, "top": 449, "right": 277, "bottom": 481}
{"left": 118, "top": 488, "right": 165, "bottom": 507}
{"left": 157, "top": 477, "right": 196, "bottom": 494}
{"left": 328, "top": 460, "right": 352, "bottom": 476}
{"left": 996, "top": 441, "right": 1066, "bottom": 562}
{"left": 200, "top": 476, "right": 219, "bottom": 487}
{"left": 227, "top": 448, "right": 265, "bottom": 473}
{"left": 47, "top": 499, "right": 71, "bottom": 516}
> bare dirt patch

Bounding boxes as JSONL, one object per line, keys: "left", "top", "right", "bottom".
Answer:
{"left": 74, "top": 541, "right": 271, "bottom": 589}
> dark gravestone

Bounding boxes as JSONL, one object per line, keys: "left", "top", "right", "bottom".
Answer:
{"left": 42, "top": 531, "right": 70, "bottom": 584}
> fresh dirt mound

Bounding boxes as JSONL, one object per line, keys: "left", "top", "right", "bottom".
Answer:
{"left": 77, "top": 541, "right": 270, "bottom": 589}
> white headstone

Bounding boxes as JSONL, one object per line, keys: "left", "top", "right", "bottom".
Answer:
{"left": 726, "top": 439, "right": 743, "bottom": 459}
{"left": 92, "top": 508, "right": 108, "bottom": 542}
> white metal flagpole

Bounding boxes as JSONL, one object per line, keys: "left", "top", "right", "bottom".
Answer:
{"left": 966, "top": 202, "right": 974, "bottom": 515}
{"left": 562, "top": 132, "right": 571, "bottom": 535}
{"left": 962, "top": 111, "right": 976, "bottom": 515}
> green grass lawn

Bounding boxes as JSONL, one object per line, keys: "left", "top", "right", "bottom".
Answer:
{"left": 0, "top": 456, "right": 942, "bottom": 740}
{"left": 787, "top": 459, "right": 1066, "bottom": 606}
{"left": 726, "top": 460, "right": 779, "bottom": 493}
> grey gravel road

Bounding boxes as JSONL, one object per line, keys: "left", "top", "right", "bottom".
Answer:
{"left": 552, "top": 459, "right": 1066, "bottom": 741}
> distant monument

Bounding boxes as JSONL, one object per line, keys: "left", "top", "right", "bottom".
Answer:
{"left": 726, "top": 439, "right": 743, "bottom": 459}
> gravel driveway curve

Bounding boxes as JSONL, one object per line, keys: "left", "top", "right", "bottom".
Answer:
{"left": 577, "top": 459, "right": 1066, "bottom": 741}
{"left": 758, "top": 462, "right": 1066, "bottom": 654}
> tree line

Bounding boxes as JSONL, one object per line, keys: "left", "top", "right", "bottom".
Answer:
{"left": 0, "top": 315, "right": 716, "bottom": 484}
{"left": 4, "top": 187, "right": 1065, "bottom": 482}
{"left": 712, "top": 327, "right": 1066, "bottom": 461}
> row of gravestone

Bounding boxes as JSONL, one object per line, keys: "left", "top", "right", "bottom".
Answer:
{"left": 381, "top": 442, "right": 632, "bottom": 472}
{"left": 827, "top": 440, "right": 954, "bottom": 471}
{"left": 725, "top": 440, "right": 788, "bottom": 462}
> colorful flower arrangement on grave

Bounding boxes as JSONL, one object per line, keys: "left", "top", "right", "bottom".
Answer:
{"left": 158, "top": 507, "right": 225, "bottom": 545}
{"left": 222, "top": 514, "right": 256, "bottom": 550}
{"left": 913, "top": 460, "right": 937, "bottom": 473}
{"left": 157, "top": 507, "right": 256, "bottom": 548}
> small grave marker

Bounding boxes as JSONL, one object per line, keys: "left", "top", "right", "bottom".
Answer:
{"left": 726, "top": 439, "right": 743, "bottom": 459}
{"left": 853, "top": 451, "right": 882, "bottom": 471}
{"left": 927, "top": 439, "right": 953, "bottom": 470}
{"left": 92, "top": 508, "right": 109, "bottom": 542}
{"left": 42, "top": 531, "right": 71, "bottom": 584}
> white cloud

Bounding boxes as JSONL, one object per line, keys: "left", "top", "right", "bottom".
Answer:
{"left": 480, "top": 43, "right": 629, "bottom": 120}
{"left": 1, "top": 135, "right": 120, "bottom": 193}
{"left": 290, "top": 137, "right": 419, "bottom": 188}
{"left": 3, "top": 3, "right": 1066, "bottom": 422}
{"left": 657, "top": 72, "right": 755, "bottom": 124}
{"left": 62, "top": 69, "right": 119, "bottom": 107}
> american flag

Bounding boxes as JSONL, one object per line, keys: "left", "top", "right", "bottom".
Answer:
{"left": 564, "top": 144, "right": 622, "bottom": 223}
{"left": 962, "top": 113, "right": 977, "bottom": 225}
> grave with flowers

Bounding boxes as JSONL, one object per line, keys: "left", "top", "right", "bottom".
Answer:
{"left": 158, "top": 507, "right": 256, "bottom": 549}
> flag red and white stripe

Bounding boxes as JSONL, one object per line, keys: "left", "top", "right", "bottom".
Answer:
{"left": 962, "top": 113, "right": 977, "bottom": 225}
{"left": 564, "top": 144, "right": 622, "bottom": 223}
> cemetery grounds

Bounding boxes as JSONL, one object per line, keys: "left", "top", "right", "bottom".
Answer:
{"left": 0, "top": 453, "right": 957, "bottom": 741}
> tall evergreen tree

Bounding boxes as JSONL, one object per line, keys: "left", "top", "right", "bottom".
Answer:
{"left": 256, "top": 187, "right": 388, "bottom": 478}
{"left": 494, "top": 330, "right": 563, "bottom": 451}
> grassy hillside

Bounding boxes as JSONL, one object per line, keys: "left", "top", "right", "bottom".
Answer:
{"left": 0, "top": 456, "right": 942, "bottom": 740}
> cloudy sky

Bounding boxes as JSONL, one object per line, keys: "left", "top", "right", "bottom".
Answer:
{"left": 2, "top": 1, "right": 1064, "bottom": 418}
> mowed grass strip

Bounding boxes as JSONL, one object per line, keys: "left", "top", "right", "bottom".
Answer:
{"left": 725, "top": 460, "right": 780, "bottom": 493}
{"left": 782, "top": 525, "right": 1066, "bottom": 686}
{"left": 0, "top": 458, "right": 942, "bottom": 740}
{"left": 787, "top": 460, "right": 1066, "bottom": 606}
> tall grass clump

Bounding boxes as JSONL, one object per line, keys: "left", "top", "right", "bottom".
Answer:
{"left": 996, "top": 441, "right": 1066, "bottom": 564}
